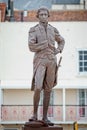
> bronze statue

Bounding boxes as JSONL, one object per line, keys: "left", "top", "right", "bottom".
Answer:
{"left": 28, "top": 6, "right": 65, "bottom": 125}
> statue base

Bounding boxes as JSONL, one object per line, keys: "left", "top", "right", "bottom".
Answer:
{"left": 22, "top": 120, "right": 63, "bottom": 130}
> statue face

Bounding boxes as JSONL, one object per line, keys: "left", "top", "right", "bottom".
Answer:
{"left": 38, "top": 10, "right": 49, "bottom": 23}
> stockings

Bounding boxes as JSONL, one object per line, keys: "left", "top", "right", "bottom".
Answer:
{"left": 33, "top": 89, "right": 41, "bottom": 118}
{"left": 43, "top": 90, "right": 51, "bottom": 120}
{"left": 33, "top": 89, "right": 51, "bottom": 120}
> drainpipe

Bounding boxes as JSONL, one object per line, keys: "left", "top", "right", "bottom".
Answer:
{"left": 10, "top": 0, "right": 15, "bottom": 21}
{"left": 83, "top": 0, "right": 86, "bottom": 9}
{"left": 63, "top": 88, "right": 65, "bottom": 122}
{"left": 8, "top": 0, "right": 11, "bottom": 16}
{"left": 21, "top": 9, "right": 28, "bottom": 22}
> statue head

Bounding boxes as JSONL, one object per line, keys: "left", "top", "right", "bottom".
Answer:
{"left": 36, "top": 6, "right": 50, "bottom": 18}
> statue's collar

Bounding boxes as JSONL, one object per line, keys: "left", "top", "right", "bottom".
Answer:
{"left": 39, "top": 22, "right": 50, "bottom": 30}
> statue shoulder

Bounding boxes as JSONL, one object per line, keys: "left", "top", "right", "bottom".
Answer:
{"left": 49, "top": 24, "right": 58, "bottom": 31}
{"left": 48, "top": 24, "right": 59, "bottom": 33}
{"left": 53, "top": 26, "right": 59, "bottom": 34}
{"left": 29, "top": 24, "right": 39, "bottom": 33}
{"left": 48, "top": 24, "right": 54, "bottom": 29}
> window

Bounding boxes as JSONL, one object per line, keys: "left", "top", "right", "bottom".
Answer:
{"left": 79, "top": 89, "right": 87, "bottom": 117}
{"left": 78, "top": 50, "right": 87, "bottom": 74}
{"left": 53, "top": 0, "right": 80, "bottom": 4}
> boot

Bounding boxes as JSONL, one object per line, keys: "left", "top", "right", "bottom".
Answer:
{"left": 29, "top": 89, "right": 40, "bottom": 121}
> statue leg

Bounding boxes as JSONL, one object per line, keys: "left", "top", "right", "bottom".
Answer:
{"left": 30, "top": 64, "right": 46, "bottom": 121}
{"left": 42, "top": 59, "right": 56, "bottom": 124}
{"left": 33, "top": 89, "right": 41, "bottom": 119}
{"left": 29, "top": 89, "right": 40, "bottom": 121}
{"left": 43, "top": 90, "right": 54, "bottom": 126}
{"left": 43, "top": 90, "right": 51, "bottom": 121}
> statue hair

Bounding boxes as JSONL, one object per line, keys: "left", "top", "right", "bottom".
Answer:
{"left": 36, "top": 6, "right": 50, "bottom": 18}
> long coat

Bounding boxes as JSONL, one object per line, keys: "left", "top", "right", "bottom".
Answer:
{"left": 28, "top": 23, "right": 65, "bottom": 90}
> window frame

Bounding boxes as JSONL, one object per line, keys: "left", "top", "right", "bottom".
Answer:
{"left": 78, "top": 89, "right": 87, "bottom": 118}
{"left": 52, "top": 0, "right": 80, "bottom": 4}
{"left": 77, "top": 49, "right": 87, "bottom": 76}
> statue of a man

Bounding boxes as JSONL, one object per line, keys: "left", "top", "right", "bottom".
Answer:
{"left": 28, "top": 7, "right": 65, "bottom": 124}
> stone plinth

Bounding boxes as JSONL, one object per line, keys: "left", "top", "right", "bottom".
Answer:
{"left": 22, "top": 121, "right": 63, "bottom": 130}
{"left": 23, "top": 126, "right": 63, "bottom": 130}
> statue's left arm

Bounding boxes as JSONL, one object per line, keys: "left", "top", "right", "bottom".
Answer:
{"left": 54, "top": 28, "right": 65, "bottom": 55}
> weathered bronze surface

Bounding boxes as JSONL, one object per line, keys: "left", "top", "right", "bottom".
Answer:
{"left": 28, "top": 6, "right": 65, "bottom": 125}
{"left": 23, "top": 125, "right": 63, "bottom": 130}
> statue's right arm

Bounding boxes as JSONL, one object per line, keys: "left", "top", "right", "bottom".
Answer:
{"left": 28, "top": 27, "right": 48, "bottom": 52}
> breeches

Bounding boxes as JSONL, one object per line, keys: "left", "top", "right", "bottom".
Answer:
{"left": 35, "top": 58, "right": 57, "bottom": 92}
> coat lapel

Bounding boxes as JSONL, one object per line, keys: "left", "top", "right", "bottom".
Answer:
{"left": 38, "top": 24, "right": 46, "bottom": 36}
{"left": 47, "top": 24, "right": 51, "bottom": 39}
{"left": 38, "top": 23, "right": 52, "bottom": 40}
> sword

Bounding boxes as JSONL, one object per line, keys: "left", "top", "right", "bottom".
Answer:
{"left": 57, "top": 56, "right": 62, "bottom": 71}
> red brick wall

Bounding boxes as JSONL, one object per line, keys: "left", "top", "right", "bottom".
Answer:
{"left": 6, "top": 10, "right": 87, "bottom": 22}
{"left": 0, "top": 3, "right": 6, "bottom": 22}
{"left": 49, "top": 10, "right": 87, "bottom": 21}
